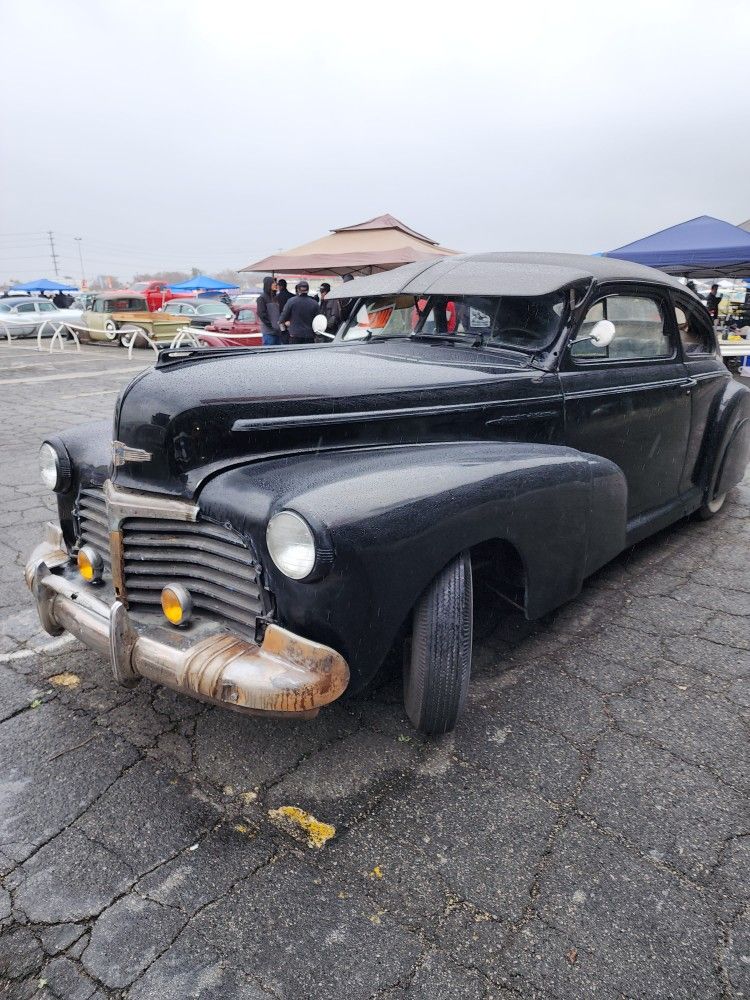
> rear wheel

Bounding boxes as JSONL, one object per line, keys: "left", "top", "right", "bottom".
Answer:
{"left": 697, "top": 491, "right": 727, "bottom": 520}
{"left": 404, "top": 551, "right": 473, "bottom": 735}
{"left": 117, "top": 324, "right": 147, "bottom": 348}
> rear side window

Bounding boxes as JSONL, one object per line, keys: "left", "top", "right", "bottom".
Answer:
{"left": 15, "top": 302, "right": 36, "bottom": 313}
{"left": 675, "top": 300, "right": 715, "bottom": 356}
{"left": 571, "top": 294, "right": 672, "bottom": 361}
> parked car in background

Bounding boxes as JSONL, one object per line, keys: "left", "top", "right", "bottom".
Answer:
{"left": 231, "top": 292, "right": 260, "bottom": 308}
{"left": 0, "top": 296, "right": 82, "bottom": 338}
{"left": 201, "top": 304, "right": 261, "bottom": 346}
{"left": 26, "top": 253, "right": 750, "bottom": 735}
{"left": 82, "top": 292, "right": 185, "bottom": 346}
{"left": 71, "top": 292, "right": 97, "bottom": 312}
{"left": 161, "top": 299, "right": 233, "bottom": 329}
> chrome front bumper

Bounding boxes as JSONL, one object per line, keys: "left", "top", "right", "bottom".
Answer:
{"left": 25, "top": 523, "right": 349, "bottom": 718}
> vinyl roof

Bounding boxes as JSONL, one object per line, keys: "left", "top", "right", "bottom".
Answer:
{"left": 328, "top": 252, "right": 687, "bottom": 299}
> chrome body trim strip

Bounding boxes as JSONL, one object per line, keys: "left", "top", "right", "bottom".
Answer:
{"left": 231, "top": 394, "right": 563, "bottom": 432}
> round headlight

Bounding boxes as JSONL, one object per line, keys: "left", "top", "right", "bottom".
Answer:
{"left": 39, "top": 443, "right": 60, "bottom": 490}
{"left": 39, "top": 439, "right": 71, "bottom": 493}
{"left": 266, "top": 511, "right": 316, "bottom": 580}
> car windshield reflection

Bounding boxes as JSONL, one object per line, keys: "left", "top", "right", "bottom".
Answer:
{"left": 342, "top": 293, "right": 567, "bottom": 352}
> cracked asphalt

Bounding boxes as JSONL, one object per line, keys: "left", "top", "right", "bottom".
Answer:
{"left": 0, "top": 339, "right": 748, "bottom": 1000}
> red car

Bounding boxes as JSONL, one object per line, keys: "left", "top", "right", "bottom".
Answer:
{"left": 130, "top": 281, "right": 191, "bottom": 312}
{"left": 202, "top": 305, "right": 262, "bottom": 347}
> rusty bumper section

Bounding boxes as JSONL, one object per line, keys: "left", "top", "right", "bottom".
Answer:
{"left": 26, "top": 524, "right": 349, "bottom": 718}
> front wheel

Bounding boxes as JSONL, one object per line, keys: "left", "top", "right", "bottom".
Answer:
{"left": 404, "top": 551, "right": 473, "bottom": 735}
{"left": 697, "top": 491, "right": 727, "bottom": 520}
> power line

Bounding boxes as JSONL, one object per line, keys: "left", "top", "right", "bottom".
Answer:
{"left": 47, "top": 231, "right": 59, "bottom": 277}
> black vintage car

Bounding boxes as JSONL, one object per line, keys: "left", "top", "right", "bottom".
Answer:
{"left": 27, "top": 253, "right": 750, "bottom": 734}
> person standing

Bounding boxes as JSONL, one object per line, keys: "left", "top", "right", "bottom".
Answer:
{"left": 256, "top": 276, "right": 282, "bottom": 346}
{"left": 276, "top": 278, "right": 293, "bottom": 310}
{"left": 706, "top": 283, "right": 722, "bottom": 319}
{"left": 279, "top": 280, "right": 318, "bottom": 344}
{"left": 317, "top": 282, "right": 342, "bottom": 336}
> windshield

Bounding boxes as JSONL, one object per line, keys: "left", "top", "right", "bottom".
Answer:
{"left": 341, "top": 293, "right": 567, "bottom": 352}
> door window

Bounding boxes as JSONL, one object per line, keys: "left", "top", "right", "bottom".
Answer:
{"left": 674, "top": 300, "right": 715, "bottom": 356}
{"left": 15, "top": 302, "right": 36, "bottom": 313}
{"left": 571, "top": 294, "right": 671, "bottom": 361}
{"left": 37, "top": 301, "right": 56, "bottom": 312}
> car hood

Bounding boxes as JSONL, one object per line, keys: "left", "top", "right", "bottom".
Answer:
{"left": 112, "top": 339, "right": 554, "bottom": 498}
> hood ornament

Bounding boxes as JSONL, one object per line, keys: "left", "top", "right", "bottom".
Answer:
{"left": 112, "top": 440, "right": 152, "bottom": 467}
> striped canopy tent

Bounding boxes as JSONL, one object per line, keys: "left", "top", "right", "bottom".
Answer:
{"left": 240, "top": 214, "right": 458, "bottom": 277}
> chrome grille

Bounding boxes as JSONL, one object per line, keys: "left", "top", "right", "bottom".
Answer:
{"left": 122, "top": 517, "right": 264, "bottom": 630}
{"left": 75, "top": 484, "right": 267, "bottom": 633}
{"left": 76, "top": 487, "right": 111, "bottom": 569}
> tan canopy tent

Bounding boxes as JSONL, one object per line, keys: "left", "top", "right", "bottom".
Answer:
{"left": 240, "top": 213, "right": 457, "bottom": 277}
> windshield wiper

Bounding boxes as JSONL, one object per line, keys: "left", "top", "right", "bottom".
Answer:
{"left": 410, "top": 332, "right": 484, "bottom": 347}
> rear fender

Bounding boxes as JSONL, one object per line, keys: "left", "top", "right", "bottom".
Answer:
{"left": 706, "top": 380, "right": 750, "bottom": 499}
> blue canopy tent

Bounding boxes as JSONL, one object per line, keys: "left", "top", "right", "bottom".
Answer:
{"left": 604, "top": 215, "right": 750, "bottom": 277}
{"left": 168, "top": 275, "right": 239, "bottom": 292}
{"left": 10, "top": 278, "right": 78, "bottom": 292}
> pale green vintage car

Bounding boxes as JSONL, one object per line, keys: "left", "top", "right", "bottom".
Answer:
{"left": 84, "top": 292, "right": 185, "bottom": 347}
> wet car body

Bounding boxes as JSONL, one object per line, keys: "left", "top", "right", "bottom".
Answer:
{"left": 27, "top": 253, "right": 750, "bottom": 733}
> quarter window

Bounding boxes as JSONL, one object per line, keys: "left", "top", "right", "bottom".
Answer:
{"left": 571, "top": 294, "right": 671, "bottom": 361}
{"left": 675, "top": 301, "right": 714, "bottom": 356}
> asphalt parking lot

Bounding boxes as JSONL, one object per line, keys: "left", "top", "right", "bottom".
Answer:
{"left": 0, "top": 339, "right": 748, "bottom": 1000}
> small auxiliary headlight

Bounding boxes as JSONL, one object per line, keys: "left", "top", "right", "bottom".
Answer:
{"left": 266, "top": 511, "right": 317, "bottom": 580}
{"left": 161, "top": 585, "right": 193, "bottom": 626}
{"left": 77, "top": 545, "right": 103, "bottom": 583}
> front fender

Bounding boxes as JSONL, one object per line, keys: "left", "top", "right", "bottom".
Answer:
{"left": 49, "top": 420, "right": 111, "bottom": 548}
{"left": 198, "top": 442, "right": 626, "bottom": 691}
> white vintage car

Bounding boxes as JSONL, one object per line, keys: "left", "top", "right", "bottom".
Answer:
{"left": 0, "top": 296, "right": 82, "bottom": 338}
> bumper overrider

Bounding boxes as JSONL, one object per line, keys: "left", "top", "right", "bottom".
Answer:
{"left": 25, "top": 522, "right": 349, "bottom": 718}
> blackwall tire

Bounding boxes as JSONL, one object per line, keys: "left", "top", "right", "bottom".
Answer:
{"left": 404, "top": 551, "right": 473, "bottom": 735}
{"left": 697, "top": 491, "right": 727, "bottom": 520}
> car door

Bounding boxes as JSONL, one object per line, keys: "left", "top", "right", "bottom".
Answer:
{"left": 12, "top": 301, "right": 38, "bottom": 335}
{"left": 36, "top": 300, "right": 60, "bottom": 335}
{"left": 559, "top": 283, "right": 691, "bottom": 522}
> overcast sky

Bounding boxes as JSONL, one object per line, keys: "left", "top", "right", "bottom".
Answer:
{"left": 1, "top": 0, "right": 749, "bottom": 284}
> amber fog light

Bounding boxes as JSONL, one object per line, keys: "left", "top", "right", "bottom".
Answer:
{"left": 77, "top": 545, "right": 103, "bottom": 583}
{"left": 161, "top": 585, "right": 193, "bottom": 626}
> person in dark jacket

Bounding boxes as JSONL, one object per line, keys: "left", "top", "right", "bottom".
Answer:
{"left": 276, "top": 278, "right": 293, "bottom": 310}
{"left": 257, "top": 276, "right": 282, "bottom": 346}
{"left": 279, "top": 280, "right": 318, "bottom": 344}
{"left": 317, "top": 282, "right": 342, "bottom": 337}
{"left": 706, "top": 283, "right": 722, "bottom": 320}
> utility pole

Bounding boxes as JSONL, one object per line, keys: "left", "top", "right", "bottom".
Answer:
{"left": 74, "top": 237, "right": 86, "bottom": 287}
{"left": 47, "top": 230, "right": 59, "bottom": 277}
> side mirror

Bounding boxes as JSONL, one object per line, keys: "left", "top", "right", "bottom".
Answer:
{"left": 312, "top": 314, "right": 328, "bottom": 335}
{"left": 589, "top": 319, "right": 616, "bottom": 348}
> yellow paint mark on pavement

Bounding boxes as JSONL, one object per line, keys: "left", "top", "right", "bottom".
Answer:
{"left": 267, "top": 806, "right": 336, "bottom": 848}
{"left": 49, "top": 672, "right": 81, "bottom": 688}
